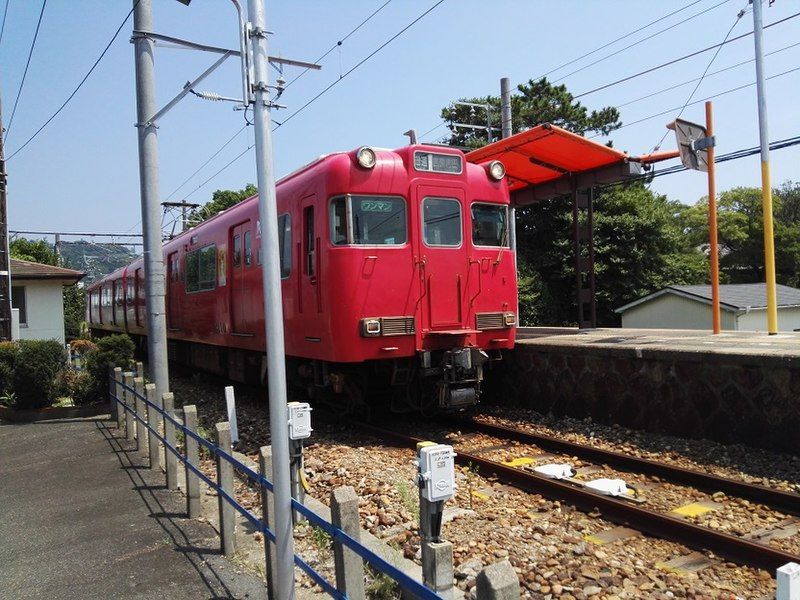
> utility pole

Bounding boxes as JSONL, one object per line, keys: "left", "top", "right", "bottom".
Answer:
{"left": 0, "top": 87, "right": 12, "bottom": 341}
{"left": 752, "top": 0, "right": 778, "bottom": 334}
{"left": 133, "top": 0, "right": 170, "bottom": 397}
{"left": 500, "top": 77, "right": 518, "bottom": 319}
{"left": 246, "top": 0, "right": 296, "bottom": 597}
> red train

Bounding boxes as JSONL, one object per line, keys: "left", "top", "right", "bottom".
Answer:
{"left": 87, "top": 143, "right": 517, "bottom": 412}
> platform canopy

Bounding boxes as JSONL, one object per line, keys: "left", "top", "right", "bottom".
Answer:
{"left": 465, "top": 123, "right": 677, "bottom": 204}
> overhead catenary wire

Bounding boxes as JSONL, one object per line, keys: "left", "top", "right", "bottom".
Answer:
{"left": 178, "top": 0, "right": 446, "bottom": 201}
{"left": 551, "top": 0, "right": 732, "bottom": 84}
{"left": 6, "top": 0, "right": 139, "bottom": 161}
{"left": 574, "top": 10, "right": 800, "bottom": 99}
{"left": 650, "top": 3, "right": 747, "bottom": 152}
{"left": 4, "top": 0, "right": 47, "bottom": 144}
{"left": 536, "top": 0, "right": 710, "bottom": 80}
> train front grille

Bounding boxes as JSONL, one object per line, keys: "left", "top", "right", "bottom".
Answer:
{"left": 475, "top": 312, "right": 505, "bottom": 330}
{"left": 381, "top": 316, "right": 416, "bottom": 336}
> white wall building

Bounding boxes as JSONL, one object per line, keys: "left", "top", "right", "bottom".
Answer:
{"left": 615, "top": 284, "right": 800, "bottom": 332}
{"left": 10, "top": 259, "right": 85, "bottom": 344}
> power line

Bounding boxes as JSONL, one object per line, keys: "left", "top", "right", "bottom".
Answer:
{"left": 283, "top": 0, "right": 393, "bottom": 91}
{"left": 591, "top": 65, "right": 800, "bottom": 138}
{"left": 6, "top": 1, "right": 138, "bottom": 161}
{"left": 0, "top": 0, "right": 10, "bottom": 47}
{"left": 574, "top": 10, "right": 800, "bottom": 99}
{"left": 163, "top": 125, "right": 247, "bottom": 201}
{"left": 275, "top": 0, "right": 446, "bottom": 130}
{"left": 4, "top": 0, "right": 47, "bottom": 144}
{"left": 616, "top": 40, "right": 800, "bottom": 109}
{"left": 536, "top": 0, "right": 709, "bottom": 80}
{"left": 178, "top": 0, "right": 446, "bottom": 201}
{"left": 650, "top": 3, "right": 747, "bottom": 152}
{"left": 552, "top": 0, "right": 731, "bottom": 84}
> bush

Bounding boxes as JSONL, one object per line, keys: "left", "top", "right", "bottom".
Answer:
{"left": 69, "top": 339, "right": 97, "bottom": 355}
{"left": 0, "top": 340, "right": 19, "bottom": 397}
{"left": 82, "top": 334, "right": 135, "bottom": 404}
{"left": 55, "top": 369, "right": 92, "bottom": 404}
{"left": 14, "top": 340, "right": 67, "bottom": 410}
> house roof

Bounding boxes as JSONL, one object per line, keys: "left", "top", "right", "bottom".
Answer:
{"left": 10, "top": 258, "right": 85, "bottom": 283}
{"left": 615, "top": 283, "right": 800, "bottom": 314}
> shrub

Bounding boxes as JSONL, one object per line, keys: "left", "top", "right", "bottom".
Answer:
{"left": 13, "top": 340, "right": 67, "bottom": 410}
{"left": 69, "top": 339, "right": 97, "bottom": 355}
{"left": 0, "top": 341, "right": 19, "bottom": 397}
{"left": 55, "top": 369, "right": 92, "bottom": 404}
{"left": 83, "top": 334, "right": 135, "bottom": 404}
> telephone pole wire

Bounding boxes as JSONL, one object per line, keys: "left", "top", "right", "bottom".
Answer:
{"left": 132, "top": 0, "right": 170, "bottom": 398}
{"left": 752, "top": 0, "right": 778, "bottom": 334}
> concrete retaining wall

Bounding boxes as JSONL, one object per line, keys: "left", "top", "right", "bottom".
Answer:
{"left": 489, "top": 342, "right": 800, "bottom": 453}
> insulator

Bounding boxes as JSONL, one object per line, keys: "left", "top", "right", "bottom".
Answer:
{"left": 195, "top": 90, "right": 223, "bottom": 102}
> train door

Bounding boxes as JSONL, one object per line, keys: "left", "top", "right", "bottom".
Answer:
{"left": 230, "top": 222, "right": 253, "bottom": 334}
{"left": 413, "top": 185, "right": 469, "bottom": 330}
{"left": 300, "top": 197, "right": 321, "bottom": 319}
{"left": 167, "top": 252, "right": 181, "bottom": 329}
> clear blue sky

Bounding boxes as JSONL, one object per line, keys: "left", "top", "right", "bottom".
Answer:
{"left": 1, "top": 0, "right": 798, "bottom": 240}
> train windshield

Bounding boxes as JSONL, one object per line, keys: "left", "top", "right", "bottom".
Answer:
{"left": 330, "top": 195, "right": 407, "bottom": 246}
{"left": 471, "top": 203, "right": 508, "bottom": 247}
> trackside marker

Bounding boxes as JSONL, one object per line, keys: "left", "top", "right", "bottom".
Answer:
{"left": 225, "top": 386, "right": 239, "bottom": 445}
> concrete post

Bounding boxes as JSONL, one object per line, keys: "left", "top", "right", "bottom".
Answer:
{"left": 145, "top": 383, "right": 161, "bottom": 471}
{"left": 331, "top": 486, "right": 365, "bottom": 600}
{"left": 111, "top": 367, "right": 122, "bottom": 426}
{"left": 259, "top": 446, "right": 278, "bottom": 600}
{"left": 777, "top": 562, "right": 800, "bottom": 600}
{"left": 162, "top": 392, "right": 178, "bottom": 490}
{"left": 215, "top": 421, "right": 235, "bottom": 556}
{"left": 135, "top": 360, "right": 144, "bottom": 379}
{"left": 422, "top": 541, "right": 454, "bottom": 599}
{"left": 134, "top": 377, "right": 147, "bottom": 457}
{"left": 475, "top": 560, "right": 520, "bottom": 600}
{"left": 123, "top": 372, "right": 135, "bottom": 442}
{"left": 183, "top": 404, "right": 201, "bottom": 519}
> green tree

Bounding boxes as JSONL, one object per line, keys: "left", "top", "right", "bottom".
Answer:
{"left": 440, "top": 77, "right": 621, "bottom": 148}
{"left": 10, "top": 238, "right": 59, "bottom": 265}
{"left": 678, "top": 182, "right": 800, "bottom": 287}
{"left": 190, "top": 183, "right": 258, "bottom": 224}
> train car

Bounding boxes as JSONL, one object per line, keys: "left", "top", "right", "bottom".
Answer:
{"left": 87, "top": 143, "right": 517, "bottom": 412}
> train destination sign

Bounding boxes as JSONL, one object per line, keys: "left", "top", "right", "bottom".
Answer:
{"left": 413, "top": 151, "right": 463, "bottom": 174}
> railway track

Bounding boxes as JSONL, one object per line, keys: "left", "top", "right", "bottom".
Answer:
{"left": 355, "top": 419, "right": 800, "bottom": 572}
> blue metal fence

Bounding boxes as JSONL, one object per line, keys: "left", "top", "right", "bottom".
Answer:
{"left": 110, "top": 374, "right": 441, "bottom": 600}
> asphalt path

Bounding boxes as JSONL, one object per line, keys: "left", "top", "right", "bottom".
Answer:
{"left": 0, "top": 415, "right": 264, "bottom": 599}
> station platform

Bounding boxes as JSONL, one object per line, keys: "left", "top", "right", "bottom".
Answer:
{"left": 489, "top": 327, "right": 800, "bottom": 453}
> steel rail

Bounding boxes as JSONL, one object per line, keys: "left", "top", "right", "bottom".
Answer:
{"left": 355, "top": 422, "right": 800, "bottom": 572}
{"left": 446, "top": 416, "right": 800, "bottom": 517}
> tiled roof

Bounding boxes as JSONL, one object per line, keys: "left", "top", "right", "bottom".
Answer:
{"left": 10, "top": 258, "right": 85, "bottom": 282}
{"left": 616, "top": 283, "right": 800, "bottom": 313}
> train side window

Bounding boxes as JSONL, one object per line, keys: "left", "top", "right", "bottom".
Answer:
{"left": 422, "top": 197, "right": 462, "bottom": 247}
{"left": 233, "top": 234, "right": 241, "bottom": 267}
{"left": 185, "top": 244, "right": 217, "bottom": 292}
{"left": 330, "top": 198, "right": 347, "bottom": 245}
{"left": 304, "top": 206, "right": 315, "bottom": 276}
{"left": 244, "top": 230, "right": 252, "bottom": 266}
{"left": 471, "top": 203, "right": 509, "bottom": 247}
{"left": 278, "top": 213, "right": 292, "bottom": 278}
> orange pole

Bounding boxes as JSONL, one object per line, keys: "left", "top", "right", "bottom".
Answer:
{"left": 706, "top": 101, "right": 721, "bottom": 334}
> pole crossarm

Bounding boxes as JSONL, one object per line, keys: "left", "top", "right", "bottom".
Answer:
{"left": 147, "top": 52, "right": 233, "bottom": 126}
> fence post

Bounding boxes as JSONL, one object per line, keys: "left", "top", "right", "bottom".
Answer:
{"left": 422, "top": 540, "right": 454, "bottom": 599}
{"left": 123, "top": 372, "right": 135, "bottom": 442}
{"left": 476, "top": 560, "right": 520, "bottom": 600}
{"left": 215, "top": 421, "right": 235, "bottom": 556}
{"left": 162, "top": 392, "right": 179, "bottom": 490}
{"left": 136, "top": 360, "right": 144, "bottom": 378}
{"left": 331, "top": 486, "right": 366, "bottom": 600}
{"left": 134, "top": 377, "right": 147, "bottom": 457}
{"left": 259, "top": 446, "right": 278, "bottom": 600}
{"left": 183, "top": 404, "right": 201, "bottom": 518}
{"left": 111, "top": 367, "right": 122, "bottom": 426}
{"left": 144, "top": 383, "right": 161, "bottom": 471}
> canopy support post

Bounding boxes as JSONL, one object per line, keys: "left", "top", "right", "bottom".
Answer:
{"left": 572, "top": 184, "right": 596, "bottom": 329}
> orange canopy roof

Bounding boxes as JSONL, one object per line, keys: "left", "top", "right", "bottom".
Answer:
{"left": 465, "top": 123, "right": 677, "bottom": 195}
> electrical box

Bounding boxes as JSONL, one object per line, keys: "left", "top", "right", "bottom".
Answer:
{"left": 287, "top": 402, "right": 312, "bottom": 440}
{"left": 418, "top": 443, "right": 457, "bottom": 502}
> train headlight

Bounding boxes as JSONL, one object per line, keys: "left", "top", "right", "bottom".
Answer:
{"left": 487, "top": 160, "right": 506, "bottom": 181}
{"left": 361, "top": 318, "right": 381, "bottom": 336}
{"left": 356, "top": 146, "right": 377, "bottom": 169}
{"left": 504, "top": 312, "right": 516, "bottom": 326}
